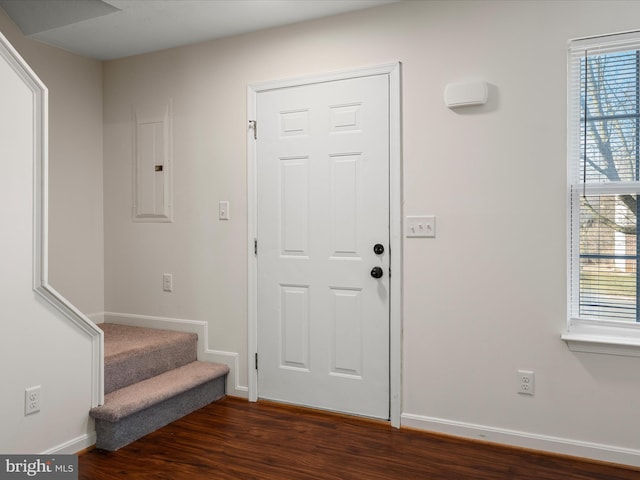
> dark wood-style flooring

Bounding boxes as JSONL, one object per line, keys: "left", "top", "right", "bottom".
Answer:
{"left": 79, "top": 397, "right": 639, "bottom": 479}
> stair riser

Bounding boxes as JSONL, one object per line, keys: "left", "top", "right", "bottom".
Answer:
{"left": 94, "top": 376, "right": 226, "bottom": 451}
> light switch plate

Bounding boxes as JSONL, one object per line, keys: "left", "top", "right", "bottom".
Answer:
{"left": 218, "top": 201, "right": 230, "bottom": 220}
{"left": 405, "top": 215, "right": 436, "bottom": 238}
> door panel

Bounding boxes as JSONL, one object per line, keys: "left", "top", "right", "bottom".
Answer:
{"left": 257, "top": 74, "right": 390, "bottom": 419}
{"left": 280, "top": 284, "right": 309, "bottom": 370}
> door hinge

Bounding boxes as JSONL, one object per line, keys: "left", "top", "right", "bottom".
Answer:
{"left": 255, "top": 352, "right": 258, "bottom": 370}
{"left": 254, "top": 238, "right": 258, "bottom": 256}
{"left": 249, "top": 120, "right": 257, "bottom": 140}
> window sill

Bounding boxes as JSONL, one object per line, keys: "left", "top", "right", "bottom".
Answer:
{"left": 562, "top": 318, "right": 640, "bottom": 357}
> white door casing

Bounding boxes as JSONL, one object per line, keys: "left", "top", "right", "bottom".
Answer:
{"left": 247, "top": 63, "right": 402, "bottom": 425}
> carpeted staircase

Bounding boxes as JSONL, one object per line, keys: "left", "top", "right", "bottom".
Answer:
{"left": 89, "top": 323, "right": 229, "bottom": 450}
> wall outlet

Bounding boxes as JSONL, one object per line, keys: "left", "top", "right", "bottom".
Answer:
{"left": 25, "top": 386, "right": 40, "bottom": 415}
{"left": 162, "top": 273, "right": 172, "bottom": 292}
{"left": 517, "top": 370, "right": 535, "bottom": 396}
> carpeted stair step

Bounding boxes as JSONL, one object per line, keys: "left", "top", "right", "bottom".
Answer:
{"left": 99, "top": 323, "right": 198, "bottom": 394}
{"left": 90, "top": 360, "right": 229, "bottom": 451}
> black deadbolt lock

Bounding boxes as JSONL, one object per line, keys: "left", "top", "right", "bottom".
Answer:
{"left": 373, "top": 244, "right": 384, "bottom": 255}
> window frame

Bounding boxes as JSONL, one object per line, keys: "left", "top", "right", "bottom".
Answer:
{"left": 564, "top": 30, "right": 640, "bottom": 356}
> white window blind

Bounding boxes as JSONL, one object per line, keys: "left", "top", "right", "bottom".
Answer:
{"left": 569, "top": 32, "right": 640, "bottom": 324}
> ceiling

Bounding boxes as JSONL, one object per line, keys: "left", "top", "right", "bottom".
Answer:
{"left": 0, "top": 0, "right": 398, "bottom": 61}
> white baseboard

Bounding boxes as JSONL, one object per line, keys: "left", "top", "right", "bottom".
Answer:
{"left": 103, "top": 312, "right": 248, "bottom": 398}
{"left": 401, "top": 412, "right": 640, "bottom": 468}
{"left": 42, "top": 432, "right": 96, "bottom": 455}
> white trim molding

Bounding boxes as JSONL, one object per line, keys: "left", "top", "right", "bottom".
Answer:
{"left": 35, "top": 285, "right": 104, "bottom": 406}
{"left": 104, "top": 312, "right": 248, "bottom": 398}
{"left": 401, "top": 412, "right": 640, "bottom": 468}
{"left": 0, "top": 30, "right": 104, "bottom": 407}
{"left": 43, "top": 433, "right": 97, "bottom": 455}
{"left": 562, "top": 318, "right": 640, "bottom": 357}
{"left": 247, "top": 62, "right": 403, "bottom": 427}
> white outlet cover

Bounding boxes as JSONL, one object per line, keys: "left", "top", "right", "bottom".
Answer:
{"left": 25, "top": 386, "right": 40, "bottom": 415}
{"left": 162, "top": 273, "right": 172, "bottom": 292}
{"left": 517, "top": 370, "right": 535, "bottom": 396}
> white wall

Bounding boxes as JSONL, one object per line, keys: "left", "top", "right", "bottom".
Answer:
{"left": 101, "top": 0, "right": 640, "bottom": 465}
{"left": 0, "top": 10, "right": 103, "bottom": 453}
{"left": 0, "top": 10, "right": 104, "bottom": 318}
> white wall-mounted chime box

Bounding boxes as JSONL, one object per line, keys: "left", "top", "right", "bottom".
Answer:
{"left": 444, "top": 80, "right": 488, "bottom": 108}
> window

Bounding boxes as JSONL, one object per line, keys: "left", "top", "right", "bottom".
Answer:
{"left": 566, "top": 31, "right": 640, "bottom": 355}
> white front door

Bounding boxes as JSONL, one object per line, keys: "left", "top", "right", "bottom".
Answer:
{"left": 256, "top": 73, "right": 390, "bottom": 419}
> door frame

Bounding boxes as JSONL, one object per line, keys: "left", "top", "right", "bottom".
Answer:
{"left": 247, "top": 63, "right": 402, "bottom": 426}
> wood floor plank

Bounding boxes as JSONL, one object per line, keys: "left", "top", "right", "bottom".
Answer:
{"left": 79, "top": 397, "right": 640, "bottom": 479}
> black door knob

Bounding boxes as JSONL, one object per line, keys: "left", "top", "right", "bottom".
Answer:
{"left": 370, "top": 266, "right": 384, "bottom": 279}
{"left": 373, "top": 243, "right": 384, "bottom": 255}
